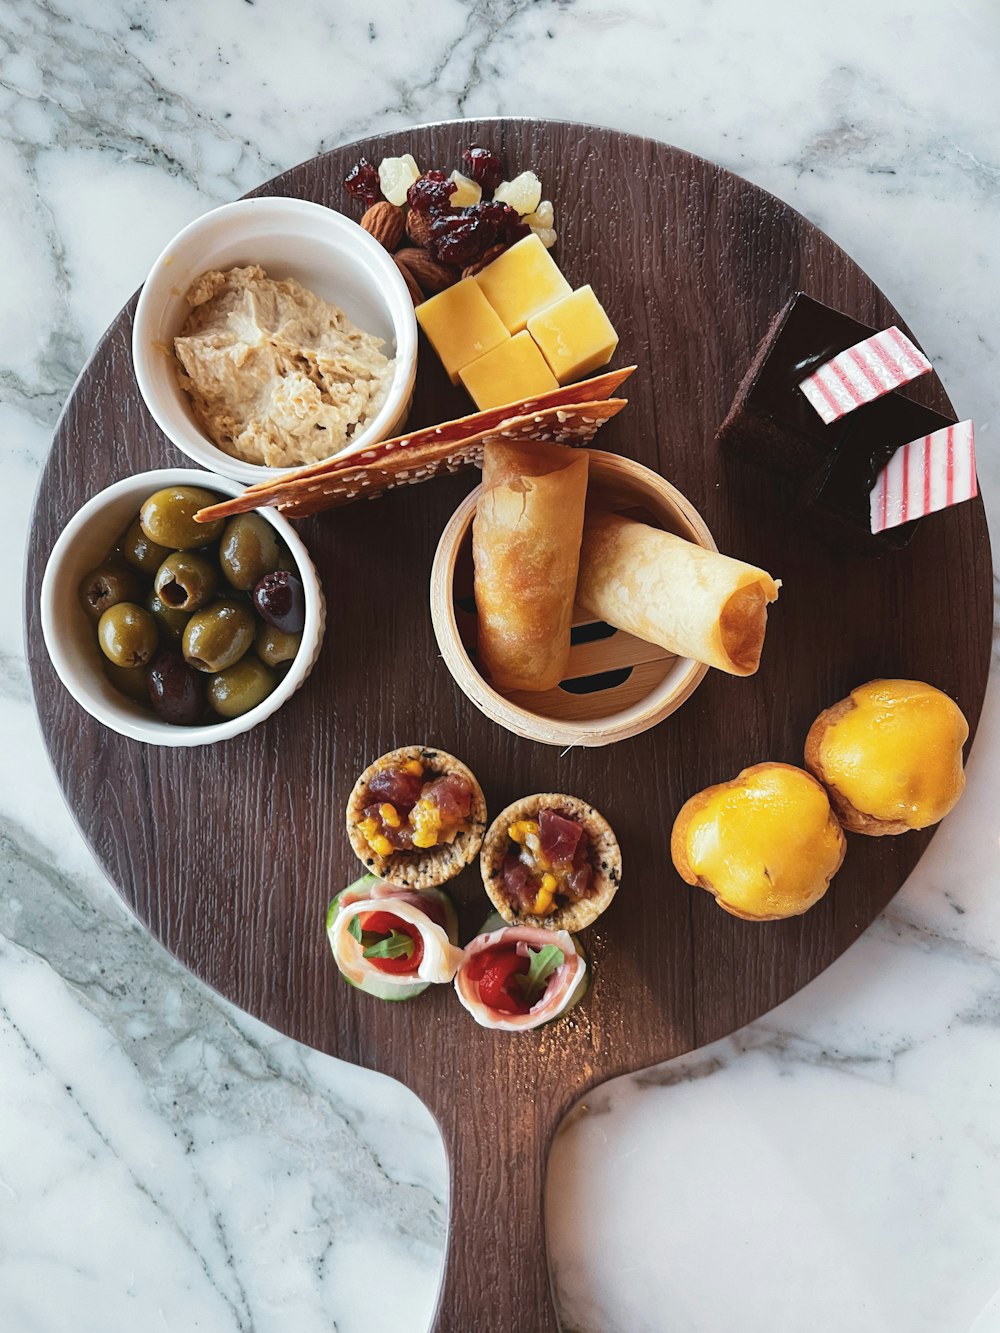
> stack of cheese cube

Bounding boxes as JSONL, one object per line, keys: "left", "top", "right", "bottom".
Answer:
{"left": 414, "top": 235, "right": 619, "bottom": 411}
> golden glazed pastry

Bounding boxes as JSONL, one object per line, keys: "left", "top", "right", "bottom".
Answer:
{"left": 804, "top": 679, "right": 968, "bottom": 835}
{"left": 670, "top": 762, "right": 846, "bottom": 921}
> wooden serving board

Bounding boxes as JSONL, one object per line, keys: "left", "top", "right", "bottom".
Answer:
{"left": 25, "top": 121, "right": 992, "bottom": 1331}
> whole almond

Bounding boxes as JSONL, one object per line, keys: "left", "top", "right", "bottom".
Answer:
{"left": 361, "top": 201, "right": 405, "bottom": 252}
{"left": 461, "top": 243, "right": 507, "bottom": 280}
{"left": 395, "top": 247, "right": 459, "bottom": 295}
{"left": 392, "top": 254, "right": 423, "bottom": 305}
{"left": 405, "top": 207, "right": 434, "bottom": 249}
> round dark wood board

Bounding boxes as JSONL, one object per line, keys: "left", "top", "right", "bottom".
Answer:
{"left": 25, "top": 120, "right": 992, "bottom": 1332}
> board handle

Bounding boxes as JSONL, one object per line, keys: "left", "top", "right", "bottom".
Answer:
{"left": 429, "top": 1093, "right": 561, "bottom": 1332}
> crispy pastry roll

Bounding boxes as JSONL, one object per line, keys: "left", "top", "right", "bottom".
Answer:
{"left": 576, "top": 513, "right": 780, "bottom": 676}
{"left": 473, "top": 440, "right": 589, "bottom": 692}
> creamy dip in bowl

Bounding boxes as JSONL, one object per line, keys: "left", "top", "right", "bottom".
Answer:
{"left": 132, "top": 197, "right": 418, "bottom": 485}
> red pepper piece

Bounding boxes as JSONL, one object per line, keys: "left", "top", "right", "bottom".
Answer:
{"left": 358, "top": 910, "right": 424, "bottom": 976}
{"left": 473, "top": 945, "right": 531, "bottom": 1015}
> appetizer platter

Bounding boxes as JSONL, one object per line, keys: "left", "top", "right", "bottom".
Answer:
{"left": 25, "top": 120, "right": 992, "bottom": 1332}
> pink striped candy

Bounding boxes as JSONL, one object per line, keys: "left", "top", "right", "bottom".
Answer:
{"left": 799, "top": 327, "right": 932, "bottom": 424}
{"left": 870, "top": 420, "right": 977, "bottom": 534}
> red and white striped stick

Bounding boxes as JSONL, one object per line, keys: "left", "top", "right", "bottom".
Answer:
{"left": 870, "top": 420, "right": 977, "bottom": 534}
{"left": 799, "top": 326, "right": 932, "bottom": 424}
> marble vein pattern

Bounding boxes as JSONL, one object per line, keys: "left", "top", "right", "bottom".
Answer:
{"left": 2, "top": 0, "right": 1000, "bottom": 1330}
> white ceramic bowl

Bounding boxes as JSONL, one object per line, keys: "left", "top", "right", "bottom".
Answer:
{"left": 40, "top": 468, "right": 326, "bottom": 747}
{"left": 132, "top": 196, "right": 418, "bottom": 485}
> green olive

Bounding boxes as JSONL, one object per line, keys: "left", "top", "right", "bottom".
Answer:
{"left": 119, "top": 517, "right": 172, "bottom": 575}
{"left": 97, "top": 602, "right": 158, "bottom": 668}
{"left": 255, "top": 622, "right": 302, "bottom": 669}
{"left": 139, "top": 487, "right": 224, "bottom": 550}
{"left": 207, "top": 656, "right": 277, "bottom": 719}
{"left": 147, "top": 590, "right": 191, "bottom": 643}
{"left": 78, "top": 561, "right": 142, "bottom": 622}
{"left": 182, "top": 599, "right": 255, "bottom": 673}
{"left": 219, "top": 514, "right": 281, "bottom": 590}
{"left": 103, "top": 660, "right": 150, "bottom": 705}
{"left": 154, "top": 551, "right": 217, "bottom": 613}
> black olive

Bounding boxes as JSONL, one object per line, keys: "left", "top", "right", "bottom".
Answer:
{"left": 253, "top": 570, "right": 305, "bottom": 634}
{"left": 147, "top": 649, "right": 205, "bottom": 726}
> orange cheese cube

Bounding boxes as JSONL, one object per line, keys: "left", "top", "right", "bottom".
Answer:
{"left": 527, "top": 285, "right": 619, "bottom": 385}
{"left": 415, "top": 278, "right": 509, "bottom": 384}
{"left": 458, "top": 331, "right": 559, "bottom": 410}
{"left": 473, "top": 234, "right": 571, "bottom": 334}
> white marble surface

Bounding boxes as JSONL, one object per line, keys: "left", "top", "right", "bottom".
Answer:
{"left": 3, "top": 1, "right": 1000, "bottom": 1329}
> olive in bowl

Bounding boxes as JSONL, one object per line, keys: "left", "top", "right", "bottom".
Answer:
{"left": 40, "top": 468, "right": 326, "bottom": 747}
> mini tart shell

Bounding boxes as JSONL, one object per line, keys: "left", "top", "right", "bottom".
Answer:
{"left": 670, "top": 762, "right": 847, "bottom": 921}
{"left": 480, "top": 793, "right": 622, "bottom": 932}
{"left": 346, "top": 745, "right": 487, "bottom": 889}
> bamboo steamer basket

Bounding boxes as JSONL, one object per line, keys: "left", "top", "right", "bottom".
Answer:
{"left": 429, "top": 450, "right": 716, "bottom": 747}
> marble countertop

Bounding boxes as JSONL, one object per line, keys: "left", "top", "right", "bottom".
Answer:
{"left": 3, "top": 1, "right": 1000, "bottom": 1329}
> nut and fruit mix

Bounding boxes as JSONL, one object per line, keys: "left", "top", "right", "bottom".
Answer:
{"left": 343, "top": 143, "right": 619, "bottom": 409}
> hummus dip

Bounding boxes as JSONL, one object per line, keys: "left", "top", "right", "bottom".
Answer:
{"left": 174, "top": 265, "right": 395, "bottom": 468}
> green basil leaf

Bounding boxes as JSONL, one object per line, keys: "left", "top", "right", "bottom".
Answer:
{"left": 348, "top": 915, "right": 363, "bottom": 942}
{"left": 514, "top": 944, "right": 564, "bottom": 1004}
{"left": 363, "top": 929, "right": 415, "bottom": 961}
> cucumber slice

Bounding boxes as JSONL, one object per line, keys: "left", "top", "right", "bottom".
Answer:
{"left": 325, "top": 874, "right": 380, "bottom": 931}
{"left": 341, "top": 973, "right": 431, "bottom": 1002}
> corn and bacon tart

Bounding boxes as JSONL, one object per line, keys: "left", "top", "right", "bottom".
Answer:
{"left": 480, "top": 793, "right": 622, "bottom": 933}
{"left": 347, "top": 746, "right": 487, "bottom": 889}
{"left": 193, "top": 368, "right": 634, "bottom": 524}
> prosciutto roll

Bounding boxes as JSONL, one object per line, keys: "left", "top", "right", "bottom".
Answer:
{"left": 326, "top": 875, "right": 464, "bottom": 1002}
{"left": 454, "top": 917, "right": 589, "bottom": 1031}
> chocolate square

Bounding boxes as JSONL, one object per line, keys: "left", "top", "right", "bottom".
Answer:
{"left": 795, "top": 392, "right": 955, "bottom": 556}
{"left": 717, "top": 292, "right": 879, "bottom": 481}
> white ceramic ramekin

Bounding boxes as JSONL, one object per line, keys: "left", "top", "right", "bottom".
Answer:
{"left": 132, "top": 196, "right": 417, "bottom": 485}
{"left": 40, "top": 468, "right": 326, "bottom": 746}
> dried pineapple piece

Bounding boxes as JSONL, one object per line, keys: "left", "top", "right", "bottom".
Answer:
{"left": 493, "top": 170, "right": 542, "bottom": 216}
{"left": 378, "top": 154, "right": 420, "bottom": 206}
{"left": 525, "top": 199, "right": 554, "bottom": 229}
{"left": 448, "top": 170, "right": 482, "bottom": 207}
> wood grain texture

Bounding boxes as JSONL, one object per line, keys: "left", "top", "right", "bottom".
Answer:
{"left": 24, "top": 120, "right": 993, "bottom": 1332}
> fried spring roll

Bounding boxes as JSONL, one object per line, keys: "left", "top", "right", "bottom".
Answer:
{"left": 473, "top": 441, "right": 589, "bottom": 692}
{"left": 576, "top": 513, "right": 780, "bottom": 676}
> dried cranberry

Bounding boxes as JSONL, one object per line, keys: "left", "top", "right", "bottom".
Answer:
{"left": 426, "top": 201, "right": 528, "bottom": 266}
{"left": 407, "top": 170, "right": 456, "bottom": 214}
{"left": 462, "top": 145, "right": 504, "bottom": 195}
{"left": 343, "top": 157, "right": 381, "bottom": 206}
